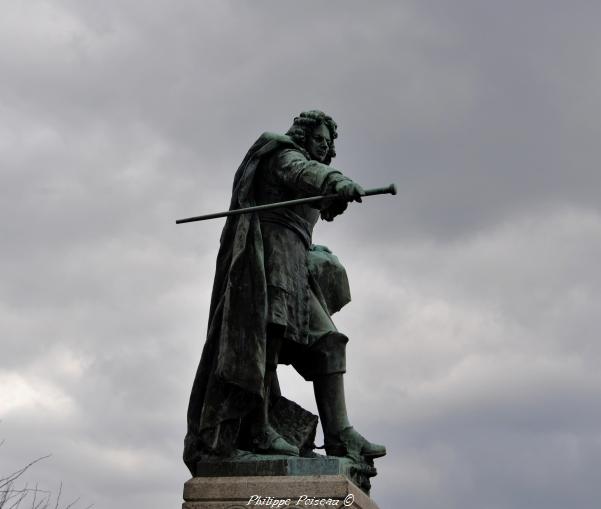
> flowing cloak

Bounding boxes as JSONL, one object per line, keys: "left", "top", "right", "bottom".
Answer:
{"left": 183, "top": 132, "right": 350, "bottom": 473}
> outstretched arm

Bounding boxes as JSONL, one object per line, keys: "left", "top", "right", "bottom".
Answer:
{"left": 268, "top": 148, "right": 364, "bottom": 220}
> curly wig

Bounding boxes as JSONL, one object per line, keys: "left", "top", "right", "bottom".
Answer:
{"left": 285, "top": 110, "right": 338, "bottom": 164}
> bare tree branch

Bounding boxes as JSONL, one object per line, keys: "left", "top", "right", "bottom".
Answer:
{"left": 0, "top": 456, "right": 52, "bottom": 490}
{"left": 52, "top": 483, "right": 61, "bottom": 509}
{"left": 1, "top": 423, "right": 91, "bottom": 509}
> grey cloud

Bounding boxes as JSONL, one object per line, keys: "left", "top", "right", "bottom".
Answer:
{"left": 2, "top": 1, "right": 600, "bottom": 509}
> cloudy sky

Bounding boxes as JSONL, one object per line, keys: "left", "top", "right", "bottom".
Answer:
{"left": 1, "top": 1, "right": 600, "bottom": 507}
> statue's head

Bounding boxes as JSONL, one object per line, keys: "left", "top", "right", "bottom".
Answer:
{"left": 286, "top": 110, "right": 338, "bottom": 164}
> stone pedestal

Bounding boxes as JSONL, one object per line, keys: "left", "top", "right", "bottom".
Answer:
{"left": 182, "top": 474, "right": 380, "bottom": 508}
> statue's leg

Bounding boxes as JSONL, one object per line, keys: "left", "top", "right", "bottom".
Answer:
{"left": 248, "top": 334, "right": 280, "bottom": 434}
{"left": 247, "top": 331, "right": 299, "bottom": 456}
{"left": 306, "top": 291, "right": 387, "bottom": 460}
{"left": 313, "top": 371, "right": 386, "bottom": 459}
{"left": 313, "top": 372, "right": 350, "bottom": 436}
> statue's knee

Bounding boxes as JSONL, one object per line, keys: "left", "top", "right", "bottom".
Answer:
{"left": 320, "top": 331, "right": 348, "bottom": 354}
{"left": 310, "top": 332, "right": 348, "bottom": 378}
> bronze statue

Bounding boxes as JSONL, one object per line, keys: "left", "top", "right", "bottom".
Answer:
{"left": 183, "top": 110, "right": 387, "bottom": 475}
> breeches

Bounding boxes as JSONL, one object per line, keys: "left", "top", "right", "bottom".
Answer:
{"left": 267, "top": 288, "right": 348, "bottom": 381}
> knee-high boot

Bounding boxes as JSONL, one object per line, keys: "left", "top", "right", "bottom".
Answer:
{"left": 313, "top": 373, "right": 386, "bottom": 460}
{"left": 247, "top": 338, "right": 299, "bottom": 457}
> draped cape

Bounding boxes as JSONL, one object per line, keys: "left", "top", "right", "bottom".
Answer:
{"left": 183, "top": 133, "right": 306, "bottom": 472}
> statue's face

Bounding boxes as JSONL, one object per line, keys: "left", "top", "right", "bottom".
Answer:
{"left": 306, "top": 124, "right": 331, "bottom": 162}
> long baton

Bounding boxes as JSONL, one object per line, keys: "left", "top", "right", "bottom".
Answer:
{"left": 175, "top": 183, "right": 397, "bottom": 224}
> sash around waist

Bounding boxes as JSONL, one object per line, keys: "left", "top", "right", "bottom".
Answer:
{"left": 258, "top": 209, "right": 313, "bottom": 249}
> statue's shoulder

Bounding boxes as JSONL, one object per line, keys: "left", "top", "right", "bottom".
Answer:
{"left": 250, "top": 132, "right": 308, "bottom": 159}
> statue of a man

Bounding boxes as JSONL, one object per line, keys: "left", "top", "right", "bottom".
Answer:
{"left": 184, "top": 110, "right": 386, "bottom": 473}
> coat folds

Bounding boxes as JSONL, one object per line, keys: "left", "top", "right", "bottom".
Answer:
{"left": 183, "top": 133, "right": 350, "bottom": 472}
